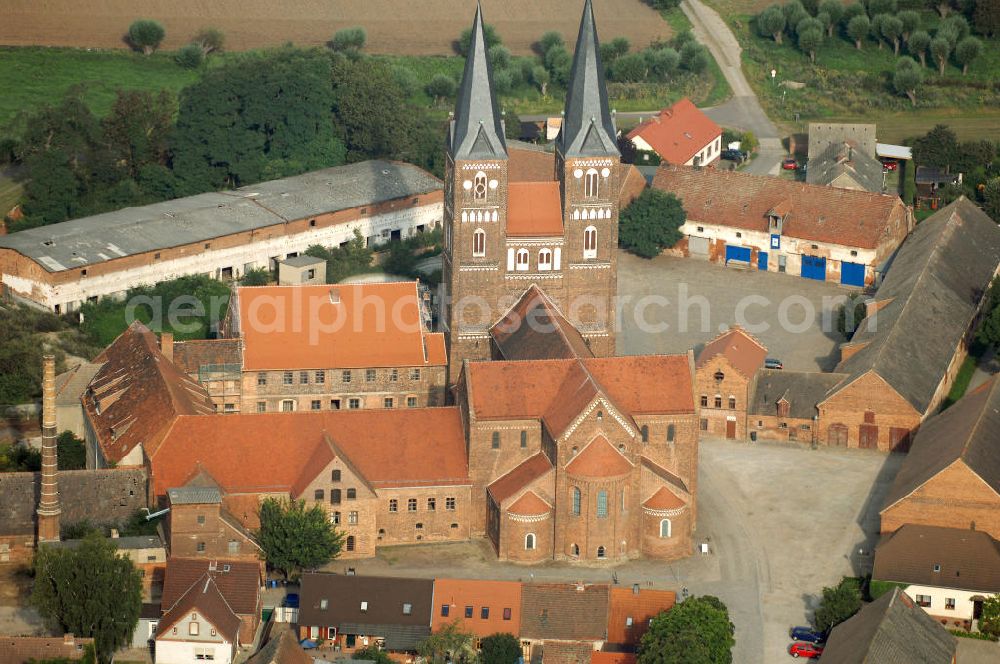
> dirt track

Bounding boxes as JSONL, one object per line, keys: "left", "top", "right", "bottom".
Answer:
{"left": 0, "top": 0, "right": 671, "bottom": 55}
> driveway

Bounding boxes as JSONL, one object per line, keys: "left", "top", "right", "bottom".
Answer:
{"left": 617, "top": 252, "right": 850, "bottom": 371}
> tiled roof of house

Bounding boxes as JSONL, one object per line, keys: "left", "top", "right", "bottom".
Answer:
{"left": 83, "top": 322, "right": 215, "bottom": 464}
{"left": 873, "top": 525, "right": 1000, "bottom": 593}
{"left": 235, "top": 282, "right": 446, "bottom": 371}
{"left": 171, "top": 339, "right": 242, "bottom": 375}
{"left": 626, "top": 99, "right": 721, "bottom": 165}
{"left": 431, "top": 579, "right": 523, "bottom": 637}
{"left": 161, "top": 558, "right": 261, "bottom": 617}
{"left": 491, "top": 286, "right": 593, "bottom": 361}
{"left": 695, "top": 326, "right": 767, "bottom": 380}
{"left": 565, "top": 436, "right": 632, "bottom": 478}
{"left": 0, "top": 636, "right": 94, "bottom": 664}
{"left": 652, "top": 164, "right": 908, "bottom": 250}
{"left": 506, "top": 145, "right": 645, "bottom": 210}
{"left": 806, "top": 123, "right": 877, "bottom": 162}
{"left": 520, "top": 583, "right": 609, "bottom": 641}
{"left": 488, "top": 453, "right": 553, "bottom": 504}
{"left": 591, "top": 653, "right": 637, "bottom": 664}
{"left": 749, "top": 370, "right": 848, "bottom": 420}
{"left": 806, "top": 142, "right": 886, "bottom": 193}
{"left": 819, "top": 587, "right": 956, "bottom": 664}
{"left": 506, "top": 491, "right": 552, "bottom": 516}
{"left": 158, "top": 573, "right": 242, "bottom": 644}
{"left": 882, "top": 376, "right": 1000, "bottom": 513}
{"left": 543, "top": 641, "right": 596, "bottom": 664}
{"left": 641, "top": 486, "right": 685, "bottom": 511}
{"left": 54, "top": 361, "right": 103, "bottom": 406}
{"left": 830, "top": 198, "right": 1000, "bottom": 415}
{"left": 246, "top": 626, "right": 312, "bottom": 664}
{"left": 507, "top": 182, "right": 564, "bottom": 237}
{"left": 606, "top": 587, "right": 676, "bottom": 646}
{"left": 151, "top": 408, "right": 469, "bottom": 497}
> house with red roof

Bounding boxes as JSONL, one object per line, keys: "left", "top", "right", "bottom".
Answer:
{"left": 695, "top": 326, "right": 768, "bottom": 441}
{"left": 626, "top": 99, "right": 722, "bottom": 167}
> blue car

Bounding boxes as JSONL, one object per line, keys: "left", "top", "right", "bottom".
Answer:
{"left": 790, "top": 626, "right": 826, "bottom": 644}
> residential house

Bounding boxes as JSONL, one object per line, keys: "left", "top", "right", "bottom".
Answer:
{"left": 748, "top": 370, "right": 847, "bottom": 444}
{"left": 694, "top": 326, "right": 767, "bottom": 440}
{"left": 880, "top": 376, "right": 1000, "bottom": 539}
{"left": 297, "top": 573, "right": 434, "bottom": 654}
{"left": 819, "top": 587, "right": 956, "bottom": 664}
{"left": 155, "top": 574, "right": 244, "bottom": 664}
{"left": 0, "top": 636, "right": 94, "bottom": 664}
{"left": 163, "top": 487, "right": 261, "bottom": 564}
{"left": 160, "top": 558, "right": 263, "bottom": 647}
{"left": 626, "top": 99, "right": 722, "bottom": 167}
{"left": 653, "top": 165, "right": 910, "bottom": 287}
{"left": 817, "top": 198, "right": 1000, "bottom": 450}
{"left": 431, "top": 579, "right": 522, "bottom": 640}
{"left": 519, "top": 583, "right": 609, "bottom": 664}
{"left": 0, "top": 160, "right": 442, "bottom": 312}
{"left": 604, "top": 586, "right": 675, "bottom": 651}
{"left": 872, "top": 524, "right": 1000, "bottom": 629}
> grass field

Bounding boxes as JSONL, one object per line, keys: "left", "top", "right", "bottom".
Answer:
{"left": 661, "top": 3, "right": 733, "bottom": 107}
{"left": 0, "top": 174, "right": 23, "bottom": 217}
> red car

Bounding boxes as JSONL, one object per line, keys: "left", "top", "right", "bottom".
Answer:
{"left": 881, "top": 159, "right": 898, "bottom": 171}
{"left": 789, "top": 642, "right": 824, "bottom": 658}
{"left": 782, "top": 157, "right": 798, "bottom": 170}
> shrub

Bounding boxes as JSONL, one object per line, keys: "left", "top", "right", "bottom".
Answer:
{"left": 814, "top": 578, "right": 863, "bottom": 633}
{"left": 783, "top": 1, "right": 810, "bottom": 33}
{"left": 609, "top": 52, "right": 647, "bottom": 82}
{"left": 954, "top": 36, "right": 983, "bottom": 75}
{"left": 798, "top": 27, "right": 824, "bottom": 62}
{"left": 391, "top": 65, "right": 419, "bottom": 97}
{"left": 645, "top": 47, "right": 680, "bottom": 80}
{"left": 847, "top": 15, "right": 872, "bottom": 48}
{"left": 193, "top": 27, "right": 224, "bottom": 56}
{"left": 758, "top": 5, "right": 788, "bottom": 43}
{"left": 458, "top": 23, "right": 501, "bottom": 56}
{"left": 893, "top": 56, "right": 923, "bottom": 104}
{"left": 241, "top": 267, "right": 271, "bottom": 286}
{"left": 175, "top": 43, "right": 204, "bottom": 69}
{"left": 331, "top": 27, "right": 366, "bottom": 53}
{"left": 493, "top": 69, "right": 514, "bottom": 94}
{"left": 865, "top": 0, "right": 897, "bottom": 15}
{"left": 426, "top": 74, "right": 457, "bottom": 103}
{"left": 489, "top": 44, "right": 512, "bottom": 70}
{"left": 128, "top": 19, "right": 165, "bottom": 55}
{"left": 538, "top": 30, "right": 564, "bottom": 56}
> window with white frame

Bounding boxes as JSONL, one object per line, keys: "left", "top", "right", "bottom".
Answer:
{"left": 660, "top": 518, "right": 672, "bottom": 538}
{"left": 472, "top": 228, "right": 486, "bottom": 257}
{"left": 585, "top": 169, "right": 599, "bottom": 197}
{"left": 474, "top": 171, "right": 487, "bottom": 199}
{"left": 584, "top": 226, "right": 597, "bottom": 259}
{"left": 516, "top": 249, "right": 529, "bottom": 271}
{"left": 915, "top": 594, "right": 932, "bottom": 607}
{"left": 525, "top": 533, "right": 536, "bottom": 550}
{"left": 538, "top": 249, "right": 552, "bottom": 270}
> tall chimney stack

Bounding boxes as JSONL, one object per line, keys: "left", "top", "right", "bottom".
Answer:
{"left": 37, "top": 354, "right": 61, "bottom": 543}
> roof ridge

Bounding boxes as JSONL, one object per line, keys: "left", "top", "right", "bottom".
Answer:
{"left": 959, "top": 375, "right": 999, "bottom": 462}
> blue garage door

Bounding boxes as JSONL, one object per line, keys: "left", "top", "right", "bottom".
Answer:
{"left": 758, "top": 251, "right": 768, "bottom": 271}
{"left": 841, "top": 261, "right": 865, "bottom": 287}
{"left": 725, "top": 245, "right": 751, "bottom": 264}
{"left": 801, "top": 255, "right": 826, "bottom": 281}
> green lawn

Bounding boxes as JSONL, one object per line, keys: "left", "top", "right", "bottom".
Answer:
{"left": 942, "top": 354, "right": 978, "bottom": 409}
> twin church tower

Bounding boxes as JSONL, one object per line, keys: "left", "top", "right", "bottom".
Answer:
{"left": 441, "top": 0, "right": 623, "bottom": 378}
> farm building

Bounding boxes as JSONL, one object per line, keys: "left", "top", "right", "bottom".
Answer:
{"left": 653, "top": 165, "right": 911, "bottom": 287}
{"left": 0, "top": 160, "right": 442, "bottom": 312}
{"left": 626, "top": 99, "right": 722, "bottom": 166}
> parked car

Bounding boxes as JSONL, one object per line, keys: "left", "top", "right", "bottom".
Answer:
{"left": 283, "top": 593, "right": 300, "bottom": 608}
{"left": 789, "top": 626, "right": 826, "bottom": 644}
{"left": 721, "top": 149, "right": 748, "bottom": 162}
{"left": 789, "top": 642, "right": 824, "bottom": 658}
{"left": 782, "top": 157, "right": 798, "bottom": 170}
{"left": 881, "top": 159, "right": 898, "bottom": 171}
{"left": 765, "top": 358, "right": 784, "bottom": 370}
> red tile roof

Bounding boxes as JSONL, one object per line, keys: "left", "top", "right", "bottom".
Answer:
{"left": 606, "top": 587, "right": 676, "bottom": 646}
{"left": 566, "top": 436, "right": 633, "bottom": 478}
{"left": 491, "top": 285, "right": 593, "bottom": 361}
{"left": 653, "top": 164, "right": 909, "bottom": 249}
{"left": 626, "top": 99, "right": 721, "bottom": 165}
{"left": 507, "top": 182, "right": 564, "bottom": 237}
{"left": 236, "top": 282, "right": 446, "bottom": 371}
{"left": 519, "top": 583, "right": 609, "bottom": 641}
{"left": 431, "top": 579, "right": 523, "bottom": 636}
{"left": 506, "top": 491, "right": 551, "bottom": 516}
{"left": 507, "top": 145, "right": 647, "bottom": 210}
{"left": 696, "top": 326, "right": 768, "bottom": 379}
{"left": 151, "top": 408, "right": 469, "bottom": 498}
{"left": 642, "top": 487, "right": 686, "bottom": 511}
{"left": 158, "top": 573, "right": 242, "bottom": 644}
{"left": 488, "top": 453, "right": 553, "bottom": 504}
{"left": 171, "top": 338, "right": 242, "bottom": 375}
{"left": 0, "top": 636, "right": 94, "bottom": 664}
{"left": 161, "top": 558, "right": 262, "bottom": 617}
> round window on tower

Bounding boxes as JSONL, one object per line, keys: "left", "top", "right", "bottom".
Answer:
{"left": 573, "top": 169, "right": 583, "bottom": 179}
{"left": 462, "top": 180, "right": 472, "bottom": 190}
{"left": 601, "top": 167, "right": 611, "bottom": 178}
{"left": 489, "top": 179, "right": 499, "bottom": 190}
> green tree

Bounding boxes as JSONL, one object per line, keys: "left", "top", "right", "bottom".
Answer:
{"left": 893, "top": 56, "right": 923, "bottom": 104}
{"left": 256, "top": 498, "right": 344, "bottom": 580}
{"left": 814, "top": 578, "right": 862, "bottom": 633}
{"left": 619, "top": 189, "right": 686, "bottom": 258}
{"left": 102, "top": 90, "right": 174, "bottom": 180}
{"left": 240, "top": 267, "right": 271, "bottom": 286}
{"left": 679, "top": 42, "right": 709, "bottom": 73}
{"left": 57, "top": 431, "right": 87, "bottom": 470}
{"left": 983, "top": 178, "right": 1000, "bottom": 224}
{"left": 930, "top": 36, "right": 951, "bottom": 74}
{"left": 979, "top": 594, "right": 1000, "bottom": 637}
{"left": 175, "top": 44, "right": 204, "bottom": 69}
{"left": 458, "top": 22, "right": 501, "bottom": 56}
{"left": 880, "top": 15, "right": 904, "bottom": 54}
{"left": 643, "top": 0, "right": 682, "bottom": 9}
{"left": 908, "top": 29, "right": 931, "bottom": 66}
{"left": 19, "top": 149, "right": 81, "bottom": 228}
{"left": 531, "top": 65, "right": 550, "bottom": 96}
{"left": 330, "top": 27, "right": 367, "bottom": 53}
{"left": 842, "top": 1, "right": 867, "bottom": 26}
{"left": 0, "top": 442, "right": 41, "bottom": 472}
{"left": 912, "top": 124, "right": 959, "bottom": 167}
{"left": 353, "top": 646, "right": 394, "bottom": 664}
{"left": 973, "top": 0, "right": 1000, "bottom": 36}
{"left": 539, "top": 30, "right": 565, "bottom": 55}
{"left": 837, "top": 293, "right": 868, "bottom": 336}
{"left": 954, "top": 36, "right": 983, "bottom": 75}
{"left": 820, "top": 0, "right": 844, "bottom": 36}
{"left": 902, "top": 159, "right": 917, "bottom": 205}
{"left": 638, "top": 596, "right": 735, "bottom": 664}
{"left": 646, "top": 47, "right": 680, "bottom": 80}
{"left": 32, "top": 534, "right": 142, "bottom": 662}
{"left": 847, "top": 15, "right": 872, "bottom": 48}
{"left": 977, "top": 276, "right": 1000, "bottom": 347}
{"left": 602, "top": 36, "right": 631, "bottom": 62}
{"left": 783, "top": 1, "right": 810, "bottom": 33}
{"left": 418, "top": 622, "right": 477, "bottom": 664}
{"left": 544, "top": 46, "right": 573, "bottom": 85}
{"left": 127, "top": 19, "right": 165, "bottom": 55}
{"left": 480, "top": 633, "right": 521, "bottom": 664}
{"left": 489, "top": 44, "right": 512, "bottom": 70}
{"left": 798, "top": 27, "right": 825, "bottom": 62}
{"left": 610, "top": 52, "right": 648, "bottom": 82}
{"left": 192, "top": 27, "right": 225, "bottom": 56}
{"left": 866, "top": 0, "right": 898, "bottom": 15}
{"left": 897, "top": 10, "right": 920, "bottom": 41}
{"left": 426, "top": 74, "right": 458, "bottom": 104}
{"left": 870, "top": 14, "right": 889, "bottom": 49}
{"left": 941, "top": 14, "right": 971, "bottom": 42}
{"left": 757, "top": 5, "right": 787, "bottom": 44}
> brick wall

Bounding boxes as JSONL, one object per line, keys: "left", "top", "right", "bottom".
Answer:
{"left": 818, "top": 372, "right": 921, "bottom": 451}
{"left": 166, "top": 503, "right": 258, "bottom": 562}
{"left": 375, "top": 486, "right": 472, "bottom": 547}
{"left": 298, "top": 458, "right": 378, "bottom": 559}
{"left": 640, "top": 507, "right": 692, "bottom": 559}
{"left": 750, "top": 414, "right": 817, "bottom": 444}
{"left": 695, "top": 357, "right": 751, "bottom": 440}
{"left": 499, "top": 513, "right": 553, "bottom": 563}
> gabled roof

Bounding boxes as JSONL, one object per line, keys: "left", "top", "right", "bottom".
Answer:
{"left": 606, "top": 587, "right": 676, "bottom": 646}
{"left": 235, "top": 282, "right": 446, "bottom": 371}
{"left": 653, "top": 164, "right": 908, "bottom": 250}
{"left": 626, "top": 99, "right": 721, "bottom": 164}
{"left": 83, "top": 322, "right": 216, "bottom": 464}
{"left": 819, "top": 587, "right": 956, "bottom": 664}
{"left": 831, "top": 198, "right": 1000, "bottom": 414}
{"left": 749, "top": 370, "right": 848, "bottom": 419}
{"left": 488, "top": 453, "right": 553, "bottom": 504}
{"left": 565, "top": 435, "right": 632, "bottom": 478}
{"left": 158, "top": 574, "right": 242, "bottom": 644}
{"left": 448, "top": 2, "right": 507, "bottom": 160}
{"left": 881, "top": 376, "right": 1000, "bottom": 512}
{"left": 161, "top": 558, "right": 261, "bottom": 617}
{"left": 520, "top": 583, "right": 609, "bottom": 641}
{"left": 507, "top": 491, "right": 552, "bottom": 516}
{"left": 491, "top": 285, "right": 593, "bottom": 361}
{"left": 695, "top": 326, "right": 767, "bottom": 379}
{"left": 559, "top": 0, "right": 619, "bottom": 158}
{"left": 806, "top": 123, "right": 877, "bottom": 162}
{"left": 246, "top": 626, "right": 312, "bottom": 664}
{"left": 507, "top": 182, "right": 563, "bottom": 237}
{"left": 0, "top": 636, "right": 95, "bottom": 664}
{"left": 54, "top": 361, "right": 103, "bottom": 406}
{"left": 431, "top": 579, "right": 523, "bottom": 636}
{"left": 873, "top": 525, "right": 1000, "bottom": 593}
{"left": 806, "top": 142, "right": 886, "bottom": 193}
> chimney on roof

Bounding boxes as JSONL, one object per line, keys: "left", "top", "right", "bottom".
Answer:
{"left": 160, "top": 332, "right": 174, "bottom": 363}
{"left": 37, "top": 355, "right": 61, "bottom": 543}
{"left": 329, "top": 288, "right": 341, "bottom": 305}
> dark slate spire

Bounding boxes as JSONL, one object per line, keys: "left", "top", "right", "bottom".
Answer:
{"left": 559, "top": 0, "right": 619, "bottom": 158}
{"left": 449, "top": 2, "right": 507, "bottom": 160}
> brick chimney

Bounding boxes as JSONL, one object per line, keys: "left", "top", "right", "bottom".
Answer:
{"left": 37, "top": 354, "right": 61, "bottom": 543}
{"left": 160, "top": 332, "right": 174, "bottom": 362}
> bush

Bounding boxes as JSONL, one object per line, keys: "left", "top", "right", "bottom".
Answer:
{"left": 538, "top": 30, "right": 564, "bottom": 56}
{"left": 330, "top": 27, "right": 366, "bottom": 53}
{"left": 458, "top": 23, "right": 501, "bottom": 56}
{"left": 175, "top": 44, "right": 204, "bottom": 69}
{"left": 609, "top": 52, "right": 648, "bottom": 82}
{"left": 645, "top": 47, "right": 680, "bottom": 80}
{"left": 426, "top": 73, "right": 458, "bottom": 103}
{"left": 814, "top": 578, "right": 863, "bottom": 633}
{"left": 241, "top": 267, "right": 271, "bottom": 286}
{"left": 193, "top": 27, "right": 224, "bottom": 56}
{"left": 893, "top": 56, "right": 923, "bottom": 104}
{"left": 489, "top": 44, "right": 512, "bottom": 70}
{"left": 57, "top": 431, "right": 87, "bottom": 470}
{"left": 619, "top": 189, "right": 686, "bottom": 258}
{"left": 391, "top": 65, "right": 420, "bottom": 97}
{"left": 493, "top": 69, "right": 514, "bottom": 94}
{"left": 128, "top": 19, "right": 165, "bottom": 55}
